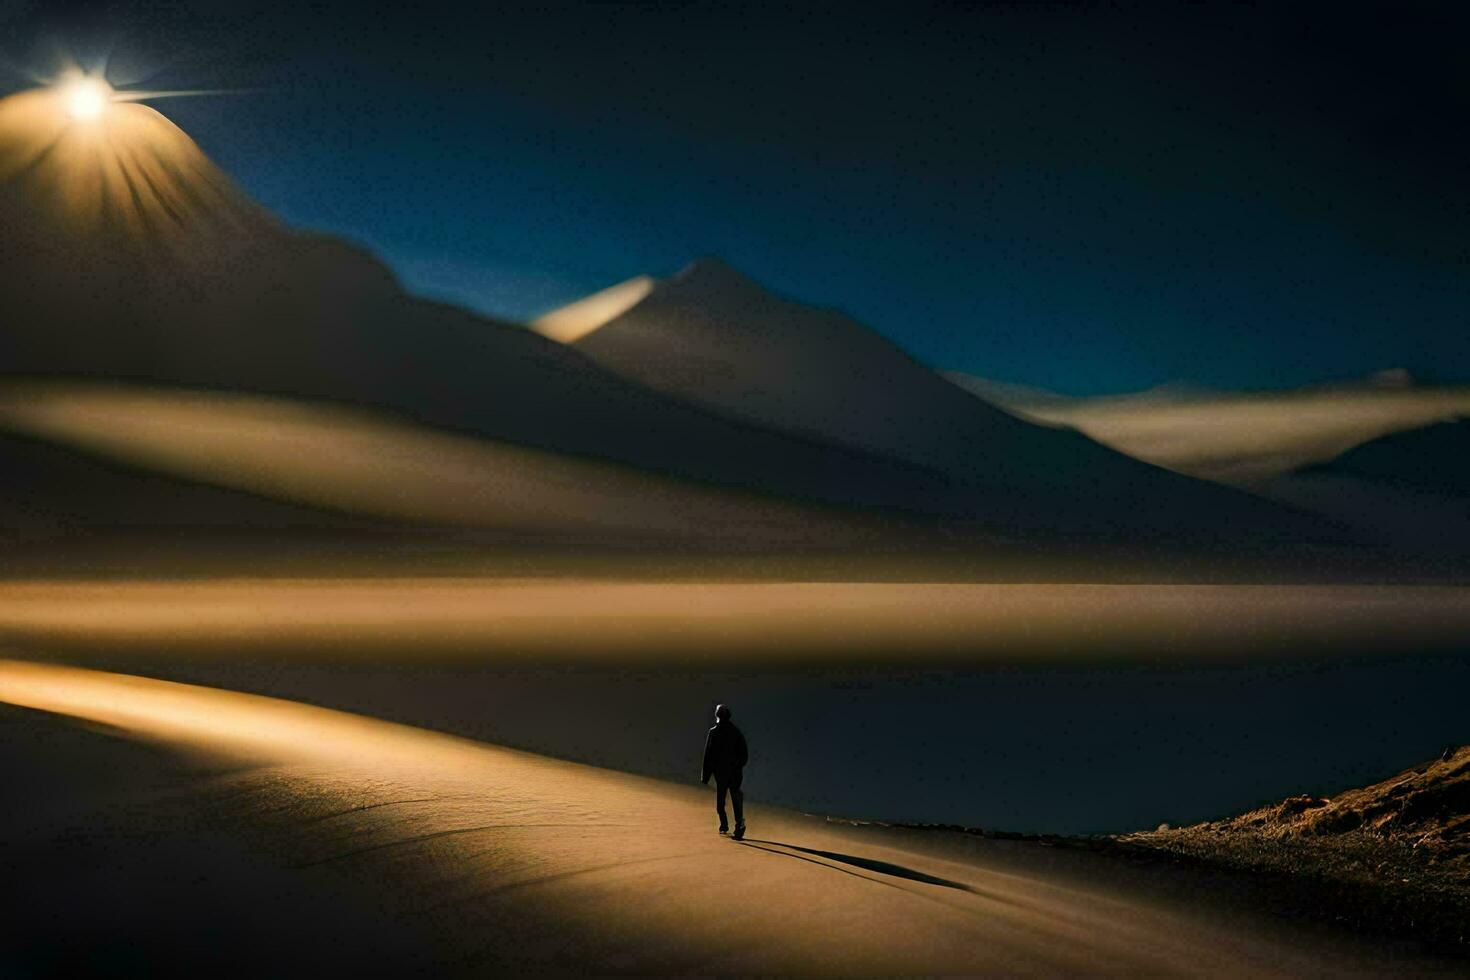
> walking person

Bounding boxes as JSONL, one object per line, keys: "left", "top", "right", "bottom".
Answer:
{"left": 701, "top": 703, "right": 748, "bottom": 840}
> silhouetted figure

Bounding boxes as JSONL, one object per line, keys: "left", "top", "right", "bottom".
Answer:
{"left": 702, "top": 703, "right": 748, "bottom": 839}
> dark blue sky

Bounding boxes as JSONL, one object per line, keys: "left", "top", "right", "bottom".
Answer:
{"left": 6, "top": 1, "right": 1468, "bottom": 393}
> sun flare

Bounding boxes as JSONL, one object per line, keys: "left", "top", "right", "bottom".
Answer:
{"left": 0, "top": 77, "right": 253, "bottom": 240}
{"left": 59, "top": 74, "right": 113, "bottom": 122}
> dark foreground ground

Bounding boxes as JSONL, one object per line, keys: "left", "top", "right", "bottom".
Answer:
{"left": 1113, "top": 746, "right": 1470, "bottom": 950}
{"left": 2, "top": 666, "right": 1464, "bottom": 977}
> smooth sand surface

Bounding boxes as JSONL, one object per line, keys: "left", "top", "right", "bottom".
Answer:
{"left": 2, "top": 579, "right": 1469, "bottom": 659}
{"left": 0, "top": 381, "right": 841, "bottom": 542}
{"left": 0, "top": 659, "right": 1457, "bottom": 975}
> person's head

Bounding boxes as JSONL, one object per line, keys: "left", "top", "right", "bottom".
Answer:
{"left": 715, "top": 703, "right": 731, "bottom": 722}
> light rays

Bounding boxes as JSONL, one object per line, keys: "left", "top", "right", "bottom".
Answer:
{"left": 0, "top": 64, "right": 253, "bottom": 241}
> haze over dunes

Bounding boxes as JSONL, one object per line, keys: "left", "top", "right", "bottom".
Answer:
{"left": 946, "top": 372, "right": 1470, "bottom": 555}
{"left": 947, "top": 370, "right": 1470, "bottom": 486}
{"left": 3, "top": 579, "right": 1468, "bottom": 660}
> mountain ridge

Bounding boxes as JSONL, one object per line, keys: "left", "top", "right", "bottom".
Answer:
{"left": 0, "top": 88, "right": 1349, "bottom": 553}
{"left": 561, "top": 261, "right": 1341, "bottom": 544}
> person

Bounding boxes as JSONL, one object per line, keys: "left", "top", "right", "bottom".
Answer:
{"left": 701, "top": 703, "right": 748, "bottom": 839}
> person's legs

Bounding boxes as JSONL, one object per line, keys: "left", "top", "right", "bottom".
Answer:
{"left": 729, "top": 769, "right": 745, "bottom": 835}
{"left": 715, "top": 779, "right": 729, "bottom": 832}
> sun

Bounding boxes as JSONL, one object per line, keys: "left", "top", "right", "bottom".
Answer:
{"left": 59, "top": 75, "right": 113, "bottom": 122}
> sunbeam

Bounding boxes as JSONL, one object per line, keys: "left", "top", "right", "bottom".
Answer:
{"left": 0, "top": 69, "right": 253, "bottom": 241}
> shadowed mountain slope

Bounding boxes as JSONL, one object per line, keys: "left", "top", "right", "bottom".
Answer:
{"left": 563, "top": 261, "right": 1339, "bottom": 544}
{"left": 1300, "top": 420, "right": 1470, "bottom": 495}
{"left": 1263, "top": 421, "right": 1470, "bottom": 557}
{"left": 947, "top": 372, "right": 1469, "bottom": 557}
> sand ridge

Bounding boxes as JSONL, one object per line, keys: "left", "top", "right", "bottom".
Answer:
{"left": 0, "top": 658, "right": 1452, "bottom": 975}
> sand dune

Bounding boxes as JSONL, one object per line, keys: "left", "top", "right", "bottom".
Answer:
{"left": 948, "top": 372, "right": 1470, "bottom": 486}
{"left": 0, "top": 659, "right": 1444, "bottom": 975}
{"left": 0, "top": 430, "right": 374, "bottom": 539}
{"left": 0, "top": 380, "right": 856, "bottom": 543}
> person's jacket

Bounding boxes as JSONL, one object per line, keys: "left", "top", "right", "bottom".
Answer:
{"left": 702, "top": 721, "right": 748, "bottom": 782}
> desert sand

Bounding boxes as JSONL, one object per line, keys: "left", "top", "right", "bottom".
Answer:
{"left": 0, "top": 381, "right": 849, "bottom": 543}
{"left": 1, "top": 658, "right": 1455, "bottom": 975}
{"left": 2, "top": 578, "right": 1467, "bottom": 658}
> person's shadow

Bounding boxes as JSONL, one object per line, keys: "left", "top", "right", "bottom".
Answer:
{"left": 734, "top": 839, "right": 974, "bottom": 892}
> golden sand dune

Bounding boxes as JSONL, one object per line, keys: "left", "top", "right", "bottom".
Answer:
{"left": 0, "top": 659, "right": 1440, "bottom": 974}
{"left": 3, "top": 579, "right": 1469, "bottom": 659}
{"left": 0, "top": 380, "right": 845, "bottom": 542}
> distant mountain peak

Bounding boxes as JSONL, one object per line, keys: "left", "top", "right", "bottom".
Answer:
{"left": 529, "top": 259, "right": 776, "bottom": 344}
{"left": 670, "top": 256, "right": 752, "bottom": 284}
{"left": 655, "top": 257, "right": 776, "bottom": 304}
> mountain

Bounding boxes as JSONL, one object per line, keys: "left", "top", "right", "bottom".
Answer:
{"left": 939, "top": 376, "right": 1078, "bottom": 413}
{"left": 1299, "top": 420, "right": 1470, "bottom": 496}
{"left": 530, "top": 275, "right": 653, "bottom": 342}
{"left": 946, "top": 368, "right": 1470, "bottom": 553}
{"left": 1262, "top": 422, "right": 1470, "bottom": 556}
{"left": 0, "top": 88, "right": 1032, "bottom": 529}
{"left": 0, "top": 87, "right": 1345, "bottom": 552}
{"left": 946, "top": 371, "right": 1470, "bottom": 486}
{"left": 545, "top": 260, "right": 1334, "bottom": 544}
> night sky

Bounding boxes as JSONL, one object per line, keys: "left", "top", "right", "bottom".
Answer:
{"left": 4, "top": 1, "right": 1468, "bottom": 394}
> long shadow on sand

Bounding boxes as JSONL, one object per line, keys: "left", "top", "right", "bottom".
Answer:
{"left": 736, "top": 839, "right": 974, "bottom": 892}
